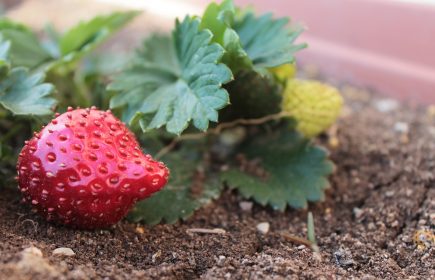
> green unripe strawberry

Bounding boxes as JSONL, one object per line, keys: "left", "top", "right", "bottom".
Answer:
{"left": 269, "top": 63, "right": 296, "bottom": 82}
{"left": 282, "top": 79, "right": 343, "bottom": 138}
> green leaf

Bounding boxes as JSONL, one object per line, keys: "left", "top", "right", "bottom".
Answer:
{"left": 127, "top": 147, "right": 222, "bottom": 225}
{"left": 46, "top": 11, "right": 140, "bottom": 71}
{"left": 0, "top": 33, "right": 10, "bottom": 61}
{"left": 109, "top": 16, "right": 233, "bottom": 135}
{"left": 221, "top": 130, "right": 334, "bottom": 210}
{"left": 0, "top": 68, "right": 56, "bottom": 115}
{"left": 0, "top": 12, "right": 138, "bottom": 72}
{"left": 234, "top": 12, "right": 306, "bottom": 70}
{"left": 200, "top": 1, "right": 305, "bottom": 74}
{"left": 0, "top": 18, "right": 52, "bottom": 68}
{"left": 0, "top": 33, "right": 11, "bottom": 78}
{"left": 59, "top": 11, "right": 140, "bottom": 55}
{"left": 200, "top": 0, "right": 251, "bottom": 73}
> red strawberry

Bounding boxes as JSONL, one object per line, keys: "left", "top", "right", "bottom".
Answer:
{"left": 16, "top": 107, "right": 169, "bottom": 229}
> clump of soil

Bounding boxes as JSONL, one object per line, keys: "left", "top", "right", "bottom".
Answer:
{"left": 1, "top": 87, "right": 434, "bottom": 279}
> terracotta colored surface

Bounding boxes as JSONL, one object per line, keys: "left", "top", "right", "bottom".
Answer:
{"left": 235, "top": 0, "right": 435, "bottom": 104}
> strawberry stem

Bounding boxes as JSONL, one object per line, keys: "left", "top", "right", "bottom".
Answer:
{"left": 155, "top": 112, "right": 292, "bottom": 159}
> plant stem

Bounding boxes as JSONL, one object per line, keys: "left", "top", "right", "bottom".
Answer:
{"left": 186, "top": 228, "right": 226, "bottom": 234}
{"left": 155, "top": 112, "right": 291, "bottom": 159}
{"left": 73, "top": 70, "right": 92, "bottom": 108}
{"left": 280, "top": 232, "right": 313, "bottom": 247}
{"left": 307, "top": 211, "right": 320, "bottom": 253}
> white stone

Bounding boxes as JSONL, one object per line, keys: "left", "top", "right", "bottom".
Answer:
{"left": 353, "top": 207, "right": 364, "bottom": 219}
{"left": 394, "top": 122, "right": 409, "bottom": 133}
{"left": 217, "top": 255, "right": 226, "bottom": 266}
{"left": 52, "top": 247, "right": 75, "bottom": 257}
{"left": 239, "top": 201, "right": 253, "bottom": 212}
{"left": 256, "top": 222, "right": 270, "bottom": 234}
{"left": 374, "top": 99, "right": 399, "bottom": 112}
{"left": 23, "top": 246, "right": 43, "bottom": 257}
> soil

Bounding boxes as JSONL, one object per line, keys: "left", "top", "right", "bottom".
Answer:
{"left": 1, "top": 2, "right": 435, "bottom": 278}
{"left": 0, "top": 86, "right": 434, "bottom": 280}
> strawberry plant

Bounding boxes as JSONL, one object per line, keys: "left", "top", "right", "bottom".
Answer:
{"left": 1, "top": 0, "right": 343, "bottom": 228}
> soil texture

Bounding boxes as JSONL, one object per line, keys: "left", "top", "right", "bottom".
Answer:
{"left": 1, "top": 86, "right": 434, "bottom": 279}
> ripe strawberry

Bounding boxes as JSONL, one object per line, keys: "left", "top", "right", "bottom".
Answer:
{"left": 16, "top": 107, "right": 169, "bottom": 229}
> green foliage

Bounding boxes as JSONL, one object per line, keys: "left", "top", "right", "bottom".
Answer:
{"left": 0, "top": 33, "right": 10, "bottom": 60}
{"left": 0, "top": 18, "right": 52, "bottom": 68}
{"left": 200, "top": 0, "right": 306, "bottom": 74}
{"left": 0, "top": 35, "right": 55, "bottom": 116}
{"left": 128, "top": 146, "right": 221, "bottom": 225}
{"left": 200, "top": 0, "right": 251, "bottom": 73}
{"left": 0, "top": 34, "right": 11, "bottom": 78}
{"left": 59, "top": 11, "right": 140, "bottom": 55}
{"left": 0, "top": 68, "right": 56, "bottom": 115}
{"left": 109, "top": 16, "right": 233, "bottom": 135}
{"left": 0, "top": 1, "right": 340, "bottom": 225}
{"left": 51, "top": 11, "right": 140, "bottom": 71}
{"left": 221, "top": 129, "right": 334, "bottom": 210}
{"left": 0, "top": 11, "right": 139, "bottom": 72}
{"left": 0, "top": 33, "right": 56, "bottom": 184}
{"left": 234, "top": 12, "right": 306, "bottom": 71}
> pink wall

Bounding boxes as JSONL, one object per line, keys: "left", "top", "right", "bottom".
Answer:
{"left": 235, "top": 0, "right": 435, "bottom": 104}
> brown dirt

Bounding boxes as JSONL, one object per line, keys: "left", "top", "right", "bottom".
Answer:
{"left": 1, "top": 86, "right": 434, "bottom": 280}
{"left": 2, "top": 2, "right": 435, "bottom": 278}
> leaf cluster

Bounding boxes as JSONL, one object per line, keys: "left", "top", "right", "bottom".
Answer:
{"left": 1, "top": 1, "right": 339, "bottom": 225}
{"left": 110, "top": 0, "right": 336, "bottom": 224}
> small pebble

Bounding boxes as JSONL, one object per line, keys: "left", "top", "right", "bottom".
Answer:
{"left": 23, "top": 246, "right": 43, "bottom": 257}
{"left": 217, "top": 255, "right": 226, "bottom": 266}
{"left": 393, "top": 122, "right": 409, "bottom": 133}
{"left": 367, "top": 222, "right": 376, "bottom": 230}
{"left": 334, "top": 247, "right": 354, "bottom": 267}
{"left": 373, "top": 98, "right": 399, "bottom": 112}
{"left": 256, "top": 222, "right": 270, "bottom": 234}
{"left": 52, "top": 247, "right": 75, "bottom": 257}
{"left": 418, "top": 219, "right": 427, "bottom": 226}
{"left": 413, "top": 229, "right": 435, "bottom": 250}
{"left": 353, "top": 207, "right": 364, "bottom": 219}
{"left": 385, "top": 190, "right": 395, "bottom": 197}
{"left": 152, "top": 250, "right": 162, "bottom": 263}
{"left": 239, "top": 201, "right": 253, "bottom": 212}
{"left": 135, "top": 226, "right": 145, "bottom": 234}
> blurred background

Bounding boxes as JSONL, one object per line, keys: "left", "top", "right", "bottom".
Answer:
{"left": 2, "top": 0, "right": 435, "bottom": 103}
